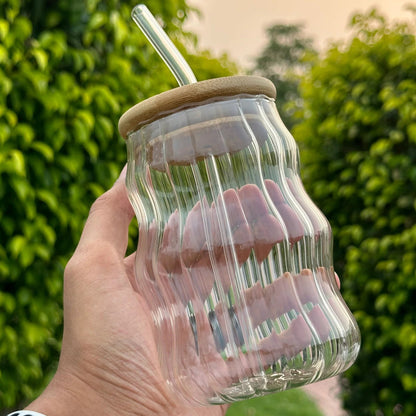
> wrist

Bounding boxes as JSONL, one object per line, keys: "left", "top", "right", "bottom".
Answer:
{"left": 25, "top": 354, "right": 174, "bottom": 416}
{"left": 26, "top": 367, "right": 115, "bottom": 416}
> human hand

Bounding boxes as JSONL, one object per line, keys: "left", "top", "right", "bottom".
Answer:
{"left": 26, "top": 165, "right": 343, "bottom": 416}
{"left": 26, "top": 166, "right": 228, "bottom": 416}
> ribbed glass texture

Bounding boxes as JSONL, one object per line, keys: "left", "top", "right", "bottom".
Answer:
{"left": 125, "top": 95, "right": 360, "bottom": 405}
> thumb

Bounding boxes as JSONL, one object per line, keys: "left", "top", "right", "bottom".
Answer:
{"left": 76, "top": 165, "right": 135, "bottom": 259}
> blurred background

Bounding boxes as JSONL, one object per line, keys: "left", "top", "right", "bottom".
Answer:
{"left": 1, "top": 1, "right": 415, "bottom": 415}
{"left": 186, "top": 0, "right": 411, "bottom": 66}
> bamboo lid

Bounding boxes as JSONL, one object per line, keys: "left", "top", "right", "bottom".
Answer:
{"left": 118, "top": 75, "right": 276, "bottom": 139}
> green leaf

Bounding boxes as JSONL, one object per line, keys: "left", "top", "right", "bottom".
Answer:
{"left": 0, "top": 122, "right": 11, "bottom": 145}
{"left": 40, "top": 224, "right": 57, "bottom": 245}
{"left": 0, "top": 292, "right": 16, "bottom": 313}
{"left": 39, "top": 31, "right": 67, "bottom": 60}
{"left": 402, "top": 374, "right": 416, "bottom": 392}
{"left": 407, "top": 123, "right": 416, "bottom": 144}
{"left": 76, "top": 109, "right": 95, "bottom": 130}
{"left": 24, "top": 68, "right": 49, "bottom": 93}
{"left": 13, "top": 17, "right": 32, "bottom": 40}
{"left": 88, "top": 182, "right": 105, "bottom": 198}
{"left": 72, "top": 118, "right": 89, "bottom": 143}
{"left": 83, "top": 140, "right": 99, "bottom": 160}
{"left": 0, "top": 75, "right": 12, "bottom": 95}
{"left": 31, "top": 49, "right": 48, "bottom": 71}
{"left": 36, "top": 189, "right": 58, "bottom": 212}
{"left": 6, "top": 149, "right": 26, "bottom": 176}
{"left": 31, "top": 141, "right": 54, "bottom": 161}
{"left": 0, "top": 19, "right": 9, "bottom": 40}
{"left": 89, "top": 12, "right": 107, "bottom": 30}
{"left": 9, "top": 235, "right": 26, "bottom": 258}
{"left": 110, "top": 11, "right": 128, "bottom": 46}
{"left": 4, "top": 326, "right": 17, "bottom": 344}
{"left": 10, "top": 177, "right": 33, "bottom": 201}
{"left": 22, "top": 322, "right": 48, "bottom": 347}
{"left": 35, "top": 244, "right": 51, "bottom": 260}
{"left": 5, "top": 109, "right": 17, "bottom": 127}
{"left": 95, "top": 115, "right": 114, "bottom": 141}
{"left": 370, "top": 139, "right": 392, "bottom": 156}
{"left": 17, "top": 287, "right": 31, "bottom": 305}
{"left": 20, "top": 247, "right": 35, "bottom": 268}
{"left": 0, "top": 44, "right": 8, "bottom": 63}
{"left": 14, "top": 124, "right": 35, "bottom": 146}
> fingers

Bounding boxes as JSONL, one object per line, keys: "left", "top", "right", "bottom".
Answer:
{"left": 76, "top": 165, "right": 135, "bottom": 259}
{"left": 265, "top": 179, "right": 304, "bottom": 243}
{"left": 163, "top": 287, "right": 330, "bottom": 400}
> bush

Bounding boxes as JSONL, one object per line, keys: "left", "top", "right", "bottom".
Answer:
{"left": 0, "top": 0, "right": 236, "bottom": 409}
{"left": 294, "top": 8, "right": 416, "bottom": 416}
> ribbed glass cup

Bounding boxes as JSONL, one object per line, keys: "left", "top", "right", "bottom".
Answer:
{"left": 119, "top": 76, "right": 360, "bottom": 405}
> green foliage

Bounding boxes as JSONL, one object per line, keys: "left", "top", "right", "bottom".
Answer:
{"left": 294, "top": 8, "right": 416, "bottom": 416}
{"left": 252, "top": 23, "right": 317, "bottom": 130}
{"left": 0, "top": 0, "right": 236, "bottom": 409}
{"left": 227, "top": 388, "right": 323, "bottom": 416}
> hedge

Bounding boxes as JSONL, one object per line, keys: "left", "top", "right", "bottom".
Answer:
{"left": 0, "top": 0, "right": 236, "bottom": 409}
{"left": 294, "top": 9, "right": 416, "bottom": 416}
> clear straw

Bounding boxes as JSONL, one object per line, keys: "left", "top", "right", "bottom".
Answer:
{"left": 132, "top": 4, "right": 197, "bottom": 86}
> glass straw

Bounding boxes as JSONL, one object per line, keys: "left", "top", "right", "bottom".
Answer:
{"left": 132, "top": 4, "right": 197, "bottom": 86}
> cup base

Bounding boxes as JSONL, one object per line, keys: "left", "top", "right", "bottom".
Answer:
{"left": 207, "top": 368, "right": 318, "bottom": 404}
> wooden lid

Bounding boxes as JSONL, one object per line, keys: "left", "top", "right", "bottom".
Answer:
{"left": 118, "top": 75, "right": 276, "bottom": 139}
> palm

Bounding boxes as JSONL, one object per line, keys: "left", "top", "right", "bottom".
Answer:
{"left": 61, "top": 242, "right": 227, "bottom": 416}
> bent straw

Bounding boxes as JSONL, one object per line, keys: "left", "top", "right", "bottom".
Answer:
{"left": 132, "top": 4, "right": 197, "bottom": 86}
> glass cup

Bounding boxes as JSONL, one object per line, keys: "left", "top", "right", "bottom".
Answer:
{"left": 118, "top": 76, "right": 360, "bottom": 405}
